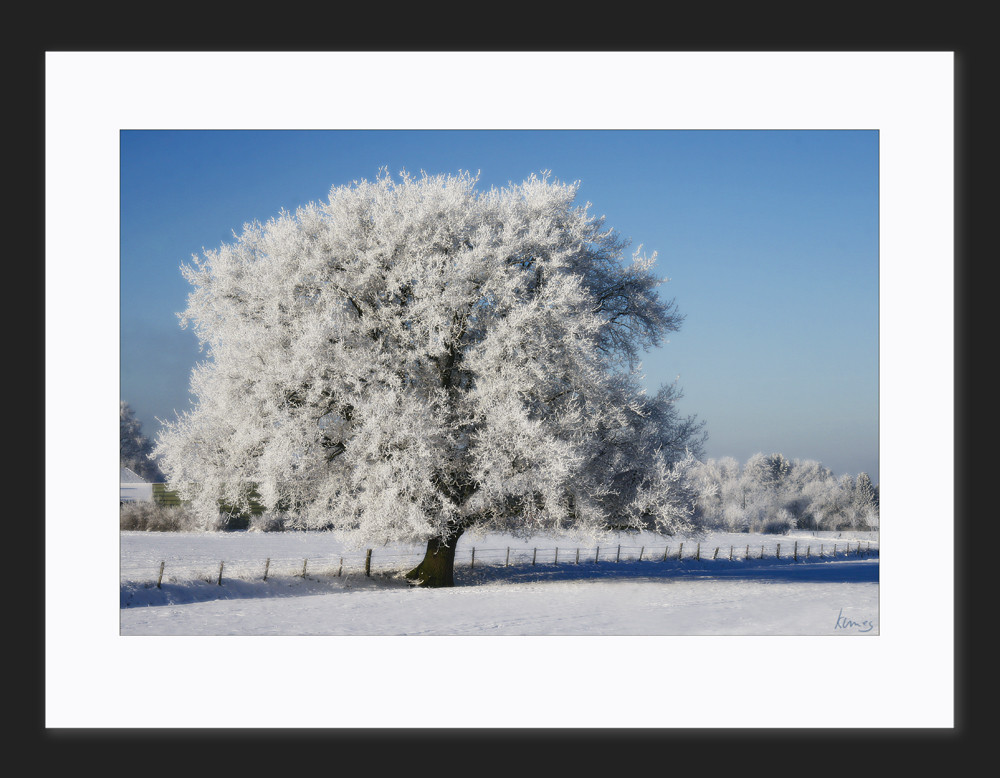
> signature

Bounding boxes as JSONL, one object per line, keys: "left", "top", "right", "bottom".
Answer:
{"left": 834, "top": 608, "right": 876, "bottom": 633}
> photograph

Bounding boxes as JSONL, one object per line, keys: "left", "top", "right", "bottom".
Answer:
{"left": 119, "top": 129, "right": 880, "bottom": 637}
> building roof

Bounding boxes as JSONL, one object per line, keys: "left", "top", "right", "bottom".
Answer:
{"left": 119, "top": 466, "right": 149, "bottom": 484}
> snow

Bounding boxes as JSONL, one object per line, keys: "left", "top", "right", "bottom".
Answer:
{"left": 120, "top": 528, "right": 879, "bottom": 636}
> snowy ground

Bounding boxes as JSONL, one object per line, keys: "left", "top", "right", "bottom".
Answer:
{"left": 120, "top": 528, "right": 879, "bottom": 636}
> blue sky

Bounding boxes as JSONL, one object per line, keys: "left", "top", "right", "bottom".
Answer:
{"left": 121, "top": 129, "right": 878, "bottom": 482}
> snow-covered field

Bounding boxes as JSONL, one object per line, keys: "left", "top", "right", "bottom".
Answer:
{"left": 120, "top": 528, "right": 879, "bottom": 636}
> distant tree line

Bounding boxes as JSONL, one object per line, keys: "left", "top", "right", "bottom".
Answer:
{"left": 686, "top": 453, "right": 878, "bottom": 534}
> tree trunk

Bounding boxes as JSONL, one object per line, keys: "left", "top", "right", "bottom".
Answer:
{"left": 405, "top": 529, "right": 464, "bottom": 588}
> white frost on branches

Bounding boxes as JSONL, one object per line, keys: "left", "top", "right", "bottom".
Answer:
{"left": 687, "top": 454, "right": 879, "bottom": 532}
{"left": 155, "top": 170, "right": 706, "bottom": 541}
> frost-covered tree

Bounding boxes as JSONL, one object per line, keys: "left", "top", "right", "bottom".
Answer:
{"left": 851, "top": 471, "right": 879, "bottom": 529}
{"left": 783, "top": 458, "right": 833, "bottom": 528}
{"left": 120, "top": 401, "right": 163, "bottom": 482}
{"left": 155, "top": 170, "right": 705, "bottom": 586}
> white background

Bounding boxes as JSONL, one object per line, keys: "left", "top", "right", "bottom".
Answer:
{"left": 46, "top": 51, "right": 954, "bottom": 729}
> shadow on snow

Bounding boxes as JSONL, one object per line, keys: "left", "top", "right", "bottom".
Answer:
{"left": 120, "top": 552, "right": 877, "bottom": 610}
{"left": 457, "top": 554, "right": 879, "bottom": 586}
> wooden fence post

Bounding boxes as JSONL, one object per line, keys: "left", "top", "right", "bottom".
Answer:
{"left": 713, "top": 547, "right": 719, "bottom": 560}
{"left": 729, "top": 546, "right": 734, "bottom": 561}
{"left": 365, "top": 549, "right": 372, "bottom": 576}
{"left": 663, "top": 546, "right": 669, "bottom": 561}
{"left": 554, "top": 547, "right": 558, "bottom": 564}
{"left": 639, "top": 546, "right": 644, "bottom": 562}
{"left": 263, "top": 558, "right": 270, "bottom": 581}
{"left": 616, "top": 545, "right": 621, "bottom": 563}
{"left": 678, "top": 542, "right": 683, "bottom": 560}
{"left": 746, "top": 545, "right": 750, "bottom": 559}
{"left": 217, "top": 561, "right": 225, "bottom": 586}
{"left": 505, "top": 547, "right": 510, "bottom": 567}
{"left": 776, "top": 543, "right": 781, "bottom": 559}
{"left": 576, "top": 548, "right": 580, "bottom": 564}
{"left": 157, "top": 561, "right": 165, "bottom": 589}
{"left": 595, "top": 546, "right": 600, "bottom": 563}
{"left": 338, "top": 558, "right": 343, "bottom": 577}
{"left": 793, "top": 541, "right": 798, "bottom": 561}
{"left": 532, "top": 548, "right": 537, "bottom": 565}
{"left": 471, "top": 548, "right": 475, "bottom": 570}
{"left": 806, "top": 546, "right": 810, "bottom": 559}
{"left": 760, "top": 545, "right": 764, "bottom": 559}
{"left": 695, "top": 543, "right": 700, "bottom": 561}
{"left": 302, "top": 559, "right": 308, "bottom": 578}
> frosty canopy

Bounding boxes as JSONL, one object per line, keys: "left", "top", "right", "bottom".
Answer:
{"left": 154, "top": 170, "right": 705, "bottom": 559}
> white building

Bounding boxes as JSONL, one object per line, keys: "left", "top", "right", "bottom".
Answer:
{"left": 120, "top": 466, "right": 154, "bottom": 503}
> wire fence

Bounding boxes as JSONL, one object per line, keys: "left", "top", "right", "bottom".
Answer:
{"left": 121, "top": 538, "right": 879, "bottom": 588}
